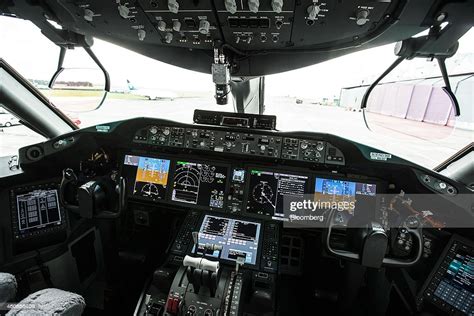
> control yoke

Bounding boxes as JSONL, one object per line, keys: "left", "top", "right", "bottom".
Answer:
{"left": 59, "top": 168, "right": 125, "bottom": 219}
{"left": 325, "top": 209, "right": 423, "bottom": 268}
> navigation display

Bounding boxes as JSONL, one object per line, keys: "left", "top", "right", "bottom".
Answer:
{"left": 171, "top": 161, "right": 228, "bottom": 208}
{"left": 434, "top": 250, "right": 473, "bottom": 314}
{"left": 195, "top": 215, "right": 261, "bottom": 265}
{"left": 247, "top": 169, "right": 309, "bottom": 218}
{"left": 314, "top": 178, "right": 377, "bottom": 225}
{"left": 16, "top": 189, "right": 61, "bottom": 233}
{"left": 123, "top": 155, "right": 171, "bottom": 200}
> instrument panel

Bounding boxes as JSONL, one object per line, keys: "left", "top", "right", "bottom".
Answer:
{"left": 14, "top": 116, "right": 467, "bottom": 232}
{"left": 120, "top": 151, "right": 381, "bottom": 222}
{"left": 133, "top": 124, "right": 345, "bottom": 165}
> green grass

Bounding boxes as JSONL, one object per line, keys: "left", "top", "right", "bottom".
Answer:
{"left": 41, "top": 89, "right": 147, "bottom": 100}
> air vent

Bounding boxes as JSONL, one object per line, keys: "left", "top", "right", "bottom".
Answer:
{"left": 25, "top": 146, "right": 43, "bottom": 161}
{"left": 329, "top": 227, "right": 348, "bottom": 250}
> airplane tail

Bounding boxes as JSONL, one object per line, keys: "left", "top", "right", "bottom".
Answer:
{"left": 126, "top": 79, "right": 136, "bottom": 91}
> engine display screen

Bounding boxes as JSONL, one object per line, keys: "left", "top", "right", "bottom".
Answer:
{"left": 246, "top": 169, "right": 309, "bottom": 218}
{"left": 195, "top": 215, "right": 261, "bottom": 265}
{"left": 314, "top": 178, "right": 377, "bottom": 225}
{"left": 16, "top": 189, "right": 61, "bottom": 233}
{"left": 171, "top": 161, "right": 228, "bottom": 208}
{"left": 123, "top": 155, "right": 171, "bottom": 200}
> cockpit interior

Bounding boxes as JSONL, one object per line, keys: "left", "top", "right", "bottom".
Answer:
{"left": 0, "top": 0, "right": 473, "bottom": 315}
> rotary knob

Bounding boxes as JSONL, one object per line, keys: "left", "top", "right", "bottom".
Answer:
{"left": 163, "top": 128, "right": 171, "bottom": 136}
{"left": 172, "top": 20, "right": 181, "bottom": 32}
{"left": 137, "top": 29, "right": 146, "bottom": 41}
{"left": 356, "top": 9, "right": 369, "bottom": 26}
{"left": 307, "top": 4, "right": 320, "bottom": 21}
{"left": 164, "top": 32, "right": 173, "bottom": 43}
{"left": 199, "top": 20, "right": 210, "bottom": 35}
{"left": 168, "top": 0, "right": 179, "bottom": 14}
{"left": 117, "top": 4, "right": 130, "bottom": 19}
{"left": 84, "top": 8, "right": 94, "bottom": 22}
{"left": 300, "top": 141, "right": 308, "bottom": 149}
{"left": 225, "top": 0, "right": 237, "bottom": 14}
{"left": 316, "top": 143, "right": 324, "bottom": 151}
{"left": 248, "top": 0, "right": 259, "bottom": 13}
{"left": 272, "top": 0, "right": 283, "bottom": 13}
{"left": 149, "top": 126, "right": 158, "bottom": 134}
{"left": 157, "top": 20, "right": 166, "bottom": 32}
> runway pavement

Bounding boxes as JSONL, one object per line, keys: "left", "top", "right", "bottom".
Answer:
{"left": 0, "top": 96, "right": 471, "bottom": 169}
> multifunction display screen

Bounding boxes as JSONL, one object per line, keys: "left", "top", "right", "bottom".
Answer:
{"left": 16, "top": 189, "right": 61, "bottom": 233}
{"left": 123, "top": 155, "right": 171, "bottom": 200}
{"left": 434, "top": 250, "right": 473, "bottom": 314}
{"left": 247, "top": 170, "right": 309, "bottom": 218}
{"left": 171, "top": 161, "right": 228, "bottom": 208}
{"left": 195, "top": 215, "right": 261, "bottom": 265}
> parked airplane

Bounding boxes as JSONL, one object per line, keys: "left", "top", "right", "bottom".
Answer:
{"left": 126, "top": 79, "right": 178, "bottom": 101}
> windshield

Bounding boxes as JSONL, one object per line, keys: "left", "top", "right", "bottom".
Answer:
{"left": 0, "top": 16, "right": 472, "bottom": 169}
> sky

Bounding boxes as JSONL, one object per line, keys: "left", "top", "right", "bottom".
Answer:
{"left": 0, "top": 16, "right": 472, "bottom": 100}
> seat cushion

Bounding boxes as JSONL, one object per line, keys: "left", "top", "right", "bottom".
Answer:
{"left": 6, "top": 288, "right": 85, "bottom": 316}
{"left": 0, "top": 272, "right": 17, "bottom": 303}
